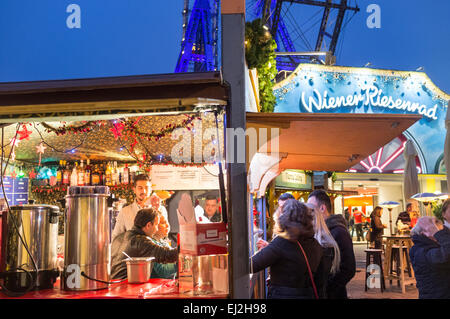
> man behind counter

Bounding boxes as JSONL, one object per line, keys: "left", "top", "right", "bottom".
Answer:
{"left": 201, "top": 195, "right": 222, "bottom": 223}
{"left": 112, "top": 174, "right": 152, "bottom": 240}
{"left": 111, "top": 208, "right": 178, "bottom": 280}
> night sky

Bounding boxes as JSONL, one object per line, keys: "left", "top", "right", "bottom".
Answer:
{"left": 0, "top": 0, "right": 448, "bottom": 94}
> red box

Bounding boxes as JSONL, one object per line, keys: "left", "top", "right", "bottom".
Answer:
{"left": 179, "top": 222, "right": 227, "bottom": 256}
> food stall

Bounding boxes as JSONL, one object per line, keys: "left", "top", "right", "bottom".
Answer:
{"left": 0, "top": 72, "right": 232, "bottom": 299}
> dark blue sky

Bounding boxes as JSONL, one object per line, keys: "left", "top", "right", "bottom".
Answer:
{"left": 0, "top": 0, "right": 448, "bottom": 94}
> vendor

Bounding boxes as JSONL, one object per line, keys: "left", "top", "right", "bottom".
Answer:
{"left": 110, "top": 208, "right": 178, "bottom": 280}
{"left": 197, "top": 195, "right": 222, "bottom": 223}
{"left": 112, "top": 174, "right": 152, "bottom": 240}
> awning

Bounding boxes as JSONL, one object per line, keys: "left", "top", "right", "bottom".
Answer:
{"left": 247, "top": 112, "right": 421, "bottom": 196}
{"left": 0, "top": 72, "right": 228, "bottom": 122}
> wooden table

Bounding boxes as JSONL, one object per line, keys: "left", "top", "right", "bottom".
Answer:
{"left": 0, "top": 278, "right": 228, "bottom": 299}
{"left": 383, "top": 235, "right": 415, "bottom": 293}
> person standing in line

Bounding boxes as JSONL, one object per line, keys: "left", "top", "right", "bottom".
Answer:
{"left": 409, "top": 216, "right": 450, "bottom": 299}
{"left": 250, "top": 199, "right": 323, "bottom": 299}
{"left": 307, "top": 190, "right": 356, "bottom": 299}
{"left": 256, "top": 192, "right": 295, "bottom": 250}
{"left": 369, "top": 206, "right": 387, "bottom": 249}
{"left": 306, "top": 202, "right": 341, "bottom": 299}
{"left": 352, "top": 208, "right": 364, "bottom": 242}
{"left": 441, "top": 199, "right": 450, "bottom": 229}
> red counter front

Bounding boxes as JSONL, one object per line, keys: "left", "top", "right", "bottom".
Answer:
{"left": 0, "top": 278, "right": 228, "bottom": 299}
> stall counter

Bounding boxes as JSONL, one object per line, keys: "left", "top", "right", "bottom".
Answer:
{"left": 0, "top": 278, "right": 228, "bottom": 299}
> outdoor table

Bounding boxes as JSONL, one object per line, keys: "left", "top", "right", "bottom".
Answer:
{"left": 383, "top": 235, "right": 415, "bottom": 293}
{"left": 0, "top": 278, "right": 228, "bottom": 299}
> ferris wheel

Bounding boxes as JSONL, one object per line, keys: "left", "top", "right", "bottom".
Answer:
{"left": 175, "top": 0, "right": 360, "bottom": 73}
{"left": 247, "top": 0, "right": 360, "bottom": 72}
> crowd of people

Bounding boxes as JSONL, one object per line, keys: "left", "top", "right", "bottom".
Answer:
{"left": 252, "top": 191, "right": 450, "bottom": 299}
{"left": 106, "top": 173, "right": 450, "bottom": 299}
{"left": 252, "top": 190, "right": 356, "bottom": 299}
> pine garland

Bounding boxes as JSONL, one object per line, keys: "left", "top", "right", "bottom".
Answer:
{"left": 245, "top": 19, "right": 278, "bottom": 113}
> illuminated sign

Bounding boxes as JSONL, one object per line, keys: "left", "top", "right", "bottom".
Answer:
{"left": 275, "top": 169, "right": 311, "bottom": 189}
{"left": 274, "top": 64, "right": 450, "bottom": 174}
{"left": 301, "top": 86, "right": 438, "bottom": 120}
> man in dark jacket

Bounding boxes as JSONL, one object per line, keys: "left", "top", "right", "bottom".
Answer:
{"left": 410, "top": 217, "right": 450, "bottom": 299}
{"left": 111, "top": 208, "right": 178, "bottom": 279}
{"left": 308, "top": 190, "right": 356, "bottom": 299}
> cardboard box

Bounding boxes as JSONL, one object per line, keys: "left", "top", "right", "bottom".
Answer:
{"left": 177, "top": 193, "right": 227, "bottom": 256}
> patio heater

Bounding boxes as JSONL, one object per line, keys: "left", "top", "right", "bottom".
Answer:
{"left": 379, "top": 201, "right": 400, "bottom": 236}
{"left": 411, "top": 192, "right": 442, "bottom": 217}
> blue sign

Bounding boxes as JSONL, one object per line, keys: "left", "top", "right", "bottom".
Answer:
{"left": 0, "top": 1, "right": 183, "bottom": 82}
{"left": 0, "top": 177, "right": 29, "bottom": 205}
{"left": 13, "top": 193, "right": 29, "bottom": 206}
{"left": 1, "top": 176, "right": 13, "bottom": 193}
{"left": 13, "top": 178, "right": 29, "bottom": 193}
{"left": 274, "top": 64, "right": 450, "bottom": 174}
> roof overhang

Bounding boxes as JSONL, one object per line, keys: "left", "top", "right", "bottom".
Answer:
{"left": 0, "top": 72, "right": 228, "bottom": 122}
{"left": 247, "top": 112, "right": 421, "bottom": 196}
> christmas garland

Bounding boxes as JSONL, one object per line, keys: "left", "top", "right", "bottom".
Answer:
{"left": 122, "top": 114, "right": 201, "bottom": 142}
{"left": 245, "top": 19, "right": 278, "bottom": 113}
{"left": 41, "top": 121, "right": 102, "bottom": 136}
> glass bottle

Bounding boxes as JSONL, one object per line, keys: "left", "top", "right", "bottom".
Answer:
{"left": 91, "top": 164, "right": 100, "bottom": 186}
{"left": 122, "top": 163, "right": 130, "bottom": 185}
{"left": 78, "top": 160, "right": 85, "bottom": 186}
{"left": 85, "top": 159, "right": 91, "bottom": 186}
{"left": 70, "top": 162, "right": 78, "bottom": 186}
{"left": 56, "top": 160, "right": 63, "bottom": 185}
{"left": 63, "top": 161, "right": 70, "bottom": 185}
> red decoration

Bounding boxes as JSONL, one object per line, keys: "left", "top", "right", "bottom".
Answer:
{"left": 11, "top": 170, "right": 17, "bottom": 179}
{"left": 29, "top": 170, "right": 37, "bottom": 179}
{"left": 110, "top": 122, "right": 125, "bottom": 140}
{"left": 17, "top": 124, "right": 32, "bottom": 141}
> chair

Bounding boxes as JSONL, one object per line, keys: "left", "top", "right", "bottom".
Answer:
{"left": 364, "top": 249, "right": 385, "bottom": 292}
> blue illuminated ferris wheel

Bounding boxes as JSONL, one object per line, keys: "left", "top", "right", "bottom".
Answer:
{"left": 175, "top": 0, "right": 220, "bottom": 73}
{"left": 175, "top": 0, "right": 360, "bottom": 73}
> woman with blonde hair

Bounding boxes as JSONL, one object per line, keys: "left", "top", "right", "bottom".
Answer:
{"left": 307, "top": 203, "right": 341, "bottom": 298}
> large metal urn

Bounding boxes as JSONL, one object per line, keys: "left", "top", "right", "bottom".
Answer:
{"left": 61, "top": 186, "right": 110, "bottom": 291}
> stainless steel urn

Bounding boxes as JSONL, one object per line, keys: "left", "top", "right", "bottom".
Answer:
{"left": 1, "top": 204, "right": 60, "bottom": 291}
{"left": 61, "top": 186, "right": 110, "bottom": 291}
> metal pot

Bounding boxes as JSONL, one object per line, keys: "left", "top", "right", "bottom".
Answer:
{"left": 61, "top": 186, "right": 110, "bottom": 291}
{"left": 1, "top": 204, "right": 60, "bottom": 291}
{"left": 126, "top": 257, "right": 154, "bottom": 284}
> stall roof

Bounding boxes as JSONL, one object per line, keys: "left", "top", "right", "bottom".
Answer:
{"left": 0, "top": 72, "right": 228, "bottom": 122}
{"left": 247, "top": 112, "right": 422, "bottom": 173}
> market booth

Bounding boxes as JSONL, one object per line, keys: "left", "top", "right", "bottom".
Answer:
{"left": 0, "top": 72, "right": 233, "bottom": 299}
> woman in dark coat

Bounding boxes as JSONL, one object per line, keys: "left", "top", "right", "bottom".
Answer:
{"left": 369, "top": 206, "right": 386, "bottom": 249}
{"left": 410, "top": 216, "right": 450, "bottom": 299}
{"left": 250, "top": 199, "right": 323, "bottom": 299}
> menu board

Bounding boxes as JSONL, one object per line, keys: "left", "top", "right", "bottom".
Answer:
{"left": 151, "top": 165, "right": 225, "bottom": 190}
{"left": 0, "top": 177, "right": 29, "bottom": 205}
{"left": 275, "top": 169, "right": 311, "bottom": 190}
